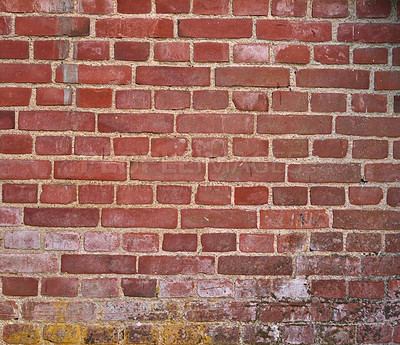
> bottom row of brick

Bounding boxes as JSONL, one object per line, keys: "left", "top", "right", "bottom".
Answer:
{"left": 3, "top": 322, "right": 400, "bottom": 344}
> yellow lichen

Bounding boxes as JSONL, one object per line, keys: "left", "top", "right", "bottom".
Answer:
{"left": 160, "top": 324, "right": 212, "bottom": 345}
{"left": 43, "top": 324, "right": 81, "bottom": 343}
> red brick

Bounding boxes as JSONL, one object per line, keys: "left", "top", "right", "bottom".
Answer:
{"left": 198, "top": 279, "right": 233, "bottom": 298}
{"left": 152, "top": 138, "right": 188, "bottom": 157}
{"left": 389, "top": 280, "right": 400, "bottom": 298}
{"left": 182, "top": 209, "right": 256, "bottom": 229}
{"left": 261, "top": 210, "right": 329, "bottom": 229}
{"left": 2, "top": 184, "right": 37, "bottom": 203}
{"left": 75, "top": 136, "right": 111, "bottom": 156}
{"left": 365, "top": 163, "right": 400, "bottom": 182}
{"left": 137, "top": 66, "right": 209, "bottom": 86}
{"left": 311, "top": 93, "right": 346, "bottom": 112}
{"left": 139, "top": 256, "right": 214, "bottom": 275}
{"left": 311, "top": 187, "right": 345, "bottom": 205}
{"left": 357, "top": 325, "right": 392, "bottom": 343}
{"left": 312, "top": 280, "right": 346, "bottom": 299}
{"left": 82, "top": 278, "right": 119, "bottom": 297}
{"left": 56, "top": 160, "right": 122, "bottom": 180}
{"left": 235, "top": 279, "right": 271, "bottom": 298}
{"left": 314, "top": 44, "right": 349, "bottom": 64}
{"left": 194, "top": 42, "right": 229, "bottom": 62}
{"left": 354, "top": 48, "right": 388, "bottom": 64}
{"left": 77, "top": 88, "right": 112, "bottom": 108}
{"left": 117, "top": 185, "right": 153, "bottom": 204}
{"left": 0, "top": 111, "right": 14, "bottom": 129}
{"left": 357, "top": 0, "right": 391, "bottom": 18}
{"left": 347, "top": 233, "right": 381, "bottom": 252}
{"left": 349, "top": 186, "right": 383, "bottom": 205}
{"left": 0, "top": 40, "right": 29, "bottom": 59}
{"left": 158, "top": 280, "right": 195, "bottom": 297}
{"left": 84, "top": 232, "right": 119, "bottom": 251}
{"left": 16, "top": 16, "right": 89, "bottom": 36}
{"left": 0, "top": 134, "right": 32, "bottom": 154}
{"left": 156, "top": 0, "right": 189, "bottom": 13}
{"left": 74, "top": 41, "right": 109, "bottom": 60}
{"left": 195, "top": 185, "right": 231, "bottom": 205}
{"left": 310, "top": 232, "right": 343, "bottom": 251}
{"left": 154, "top": 42, "right": 190, "bottom": 62}
{"left": 232, "top": 91, "right": 268, "bottom": 111}
{"left": 0, "top": 16, "right": 11, "bottom": 34}
{"left": 239, "top": 234, "right": 274, "bottom": 253}
{"left": 257, "top": 20, "right": 332, "bottom": 41}
{"left": 349, "top": 280, "right": 384, "bottom": 299}
{"left": 298, "top": 256, "right": 360, "bottom": 276}
{"left": 272, "top": 0, "right": 307, "bottom": 17}
{"left": 178, "top": 114, "right": 253, "bottom": 134}
{"left": 0, "top": 88, "right": 31, "bottom": 107}
{"left": 233, "top": 44, "right": 269, "bottom": 63}
{"left": 62, "top": 254, "right": 136, "bottom": 274}
{"left": 282, "top": 325, "right": 316, "bottom": 344}
{"left": 334, "top": 210, "right": 400, "bottom": 230}
{"left": 44, "top": 231, "right": 80, "bottom": 251}
{"left": 3, "top": 325, "right": 40, "bottom": 344}
{"left": 113, "top": 137, "right": 149, "bottom": 156}
{"left": 388, "top": 187, "right": 400, "bottom": 207}
{"left": 56, "top": 64, "right": 131, "bottom": 85}
{"left": 274, "top": 44, "right": 310, "bottom": 64}
{"left": 34, "top": 40, "right": 69, "bottom": 60}
{"left": 185, "top": 301, "right": 255, "bottom": 322}
{"left": 192, "top": 138, "right": 228, "bottom": 157}
{"left": 273, "top": 187, "right": 308, "bottom": 206}
{"left": 0, "top": 254, "right": 58, "bottom": 273}
{"left": 0, "top": 0, "right": 34, "bottom": 11}
{"left": 219, "top": 256, "right": 292, "bottom": 275}
{"left": 78, "top": 0, "right": 113, "bottom": 13}
{"left": 114, "top": 41, "right": 150, "bottom": 61}
{"left": 96, "top": 18, "right": 173, "bottom": 38}
{"left": 157, "top": 185, "right": 191, "bottom": 204}
{"left": 313, "top": 0, "right": 348, "bottom": 17}
{"left": 2, "top": 277, "right": 38, "bottom": 296}
{"left": 336, "top": 116, "right": 400, "bottom": 137}
{"left": 4, "top": 230, "right": 39, "bottom": 249}
{"left": 297, "top": 69, "right": 369, "bottom": 89}
{"left": 36, "top": 88, "right": 72, "bottom": 106}
{"left": 235, "top": 186, "right": 269, "bottom": 205}
{"left": 0, "top": 63, "right": 51, "bottom": 83}
{"left": 102, "top": 208, "right": 177, "bottom": 228}
{"left": 209, "top": 162, "right": 285, "bottom": 182}
{"left": 155, "top": 90, "right": 190, "bottom": 109}
{"left": 202, "top": 233, "right": 236, "bottom": 252}
{"left": 0, "top": 160, "right": 51, "bottom": 180}
{"left": 117, "top": 0, "right": 151, "bottom": 13}
{"left": 122, "top": 278, "right": 156, "bottom": 297}
{"left": 273, "top": 139, "right": 308, "bottom": 158}
{"left": 394, "top": 47, "right": 400, "bottom": 66}
{"left": 36, "top": 0, "right": 74, "bottom": 12}
{"left": 353, "top": 140, "right": 388, "bottom": 159}
{"left": 233, "top": 138, "right": 268, "bottom": 157}
{"left": 352, "top": 94, "right": 387, "bottom": 113}
{"left": 233, "top": 0, "right": 268, "bottom": 15}
{"left": 131, "top": 162, "right": 205, "bottom": 181}
{"left": 0, "top": 301, "right": 18, "bottom": 320}
{"left": 375, "top": 71, "right": 400, "bottom": 90}
{"left": 25, "top": 207, "right": 99, "bottom": 227}
{"left": 363, "top": 257, "right": 400, "bottom": 275}
{"left": 272, "top": 91, "right": 308, "bottom": 111}
{"left": 395, "top": 141, "right": 400, "bottom": 158}
{"left": 258, "top": 115, "right": 332, "bottom": 134}
{"left": 289, "top": 163, "right": 360, "bottom": 183}
{"left": 41, "top": 277, "right": 78, "bottom": 297}
{"left": 163, "top": 233, "right": 197, "bottom": 252}
{"left": 395, "top": 326, "right": 400, "bottom": 343}
{"left": 193, "top": 0, "right": 228, "bottom": 14}
{"left": 122, "top": 233, "right": 158, "bottom": 252}
{"left": 41, "top": 184, "right": 76, "bottom": 204}
{"left": 338, "top": 23, "right": 400, "bottom": 43}
{"left": 179, "top": 19, "right": 252, "bottom": 38}
{"left": 193, "top": 90, "right": 229, "bottom": 110}
{"left": 216, "top": 67, "right": 289, "bottom": 87}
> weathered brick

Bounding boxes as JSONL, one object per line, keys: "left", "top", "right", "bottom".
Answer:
{"left": 139, "top": 256, "right": 215, "bottom": 275}
{"left": 218, "top": 256, "right": 292, "bottom": 275}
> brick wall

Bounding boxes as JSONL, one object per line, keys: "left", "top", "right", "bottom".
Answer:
{"left": 0, "top": 0, "right": 400, "bottom": 343}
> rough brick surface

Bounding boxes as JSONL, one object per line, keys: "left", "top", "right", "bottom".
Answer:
{"left": 0, "top": 1, "right": 399, "bottom": 343}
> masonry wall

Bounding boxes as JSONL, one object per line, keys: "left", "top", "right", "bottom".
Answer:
{"left": 0, "top": 0, "right": 399, "bottom": 344}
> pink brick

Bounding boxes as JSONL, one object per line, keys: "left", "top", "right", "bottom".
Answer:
{"left": 159, "top": 280, "right": 195, "bottom": 298}
{"left": 44, "top": 232, "right": 79, "bottom": 251}
{"left": 122, "top": 233, "right": 159, "bottom": 252}
{"left": 198, "top": 279, "right": 233, "bottom": 298}
{"left": 82, "top": 278, "right": 119, "bottom": 297}
{"left": 0, "top": 207, "right": 21, "bottom": 226}
{"left": 4, "top": 231, "right": 40, "bottom": 249}
{"left": 84, "top": 232, "right": 120, "bottom": 252}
